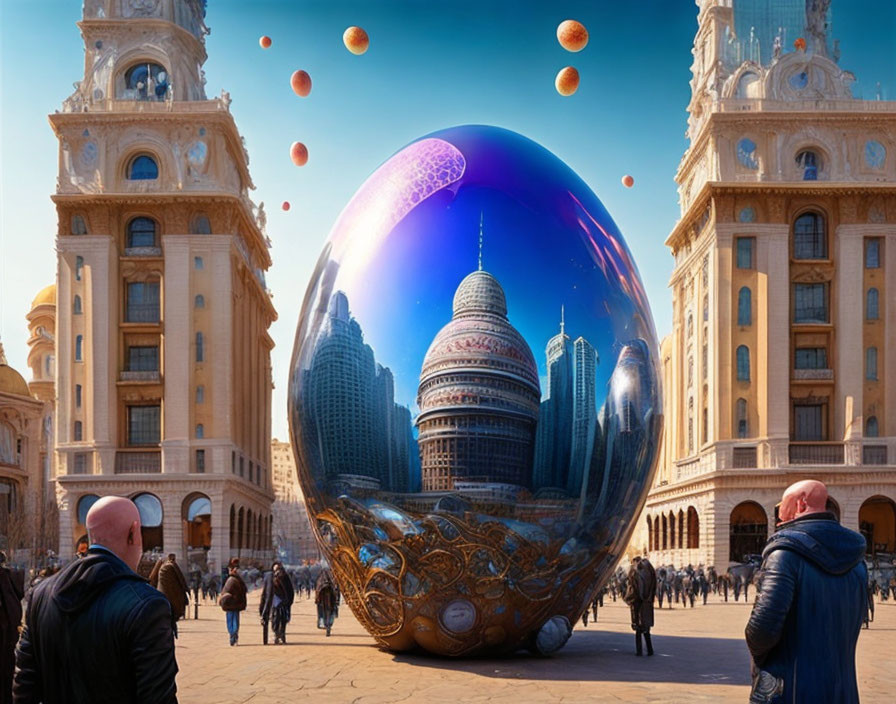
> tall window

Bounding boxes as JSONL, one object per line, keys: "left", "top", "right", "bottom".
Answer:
{"left": 127, "top": 155, "right": 158, "bottom": 180}
{"left": 75, "top": 384, "right": 82, "bottom": 408}
{"left": 688, "top": 398, "right": 694, "bottom": 453}
{"left": 71, "top": 214, "right": 88, "bottom": 235}
{"left": 703, "top": 293, "right": 709, "bottom": 321}
{"left": 687, "top": 314, "right": 694, "bottom": 339}
{"left": 126, "top": 217, "right": 157, "bottom": 248}
{"left": 702, "top": 341, "right": 708, "bottom": 376}
{"left": 194, "top": 256, "right": 203, "bottom": 270}
{"left": 75, "top": 335, "right": 83, "bottom": 361}
{"left": 195, "top": 332, "right": 204, "bottom": 362}
{"left": 127, "top": 405, "right": 160, "bottom": 445}
{"left": 793, "top": 212, "right": 826, "bottom": 259}
{"left": 865, "top": 238, "right": 881, "bottom": 268}
{"left": 688, "top": 357, "right": 694, "bottom": 387}
{"left": 195, "top": 449, "right": 206, "bottom": 473}
{"left": 795, "top": 347, "right": 827, "bottom": 369}
{"left": 75, "top": 256, "right": 84, "bottom": 281}
{"left": 127, "top": 346, "right": 159, "bottom": 371}
{"left": 73, "top": 295, "right": 82, "bottom": 314}
{"left": 866, "top": 416, "right": 879, "bottom": 438}
{"left": 190, "top": 214, "right": 211, "bottom": 235}
{"left": 196, "top": 385, "right": 204, "bottom": 404}
{"left": 866, "top": 347, "right": 878, "bottom": 380}
{"left": 737, "top": 287, "right": 752, "bottom": 326}
{"left": 866, "top": 288, "right": 879, "bottom": 321}
{"left": 73, "top": 421, "right": 82, "bottom": 442}
{"left": 736, "top": 237, "right": 755, "bottom": 269}
{"left": 126, "top": 282, "right": 160, "bottom": 322}
{"left": 793, "top": 283, "right": 828, "bottom": 323}
{"left": 736, "top": 398, "right": 748, "bottom": 438}
{"left": 796, "top": 150, "right": 819, "bottom": 180}
{"left": 793, "top": 404, "right": 824, "bottom": 441}
{"left": 736, "top": 345, "right": 750, "bottom": 381}
{"left": 194, "top": 294, "right": 205, "bottom": 309}
{"left": 195, "top": 424, "right": 204, "bottom": 439}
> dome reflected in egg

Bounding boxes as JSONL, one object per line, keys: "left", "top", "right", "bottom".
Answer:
{"left": 288, "top": 125, "right": 662, "bottom": 656}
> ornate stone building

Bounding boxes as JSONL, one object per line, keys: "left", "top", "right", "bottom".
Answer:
{"left": 52, "top": 0, "right": 276, "bottom": 570}
{"left": 635, "top": 0, "right": 896, "bottom": 567}
{"left": 271, "top": 439, "right": 318, "bottom": 564}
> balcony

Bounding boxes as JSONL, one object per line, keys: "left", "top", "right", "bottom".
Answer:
{"left": 863, "top": 445, "right": 889, "bottom": 465}
{"left": 115, "top": 450, "right": 161, "bottom": 474}
{"left": 119, "top": 371, "right": 161, "bottom": 383}
{"left": 732, "top": 446, "right": 757, "bottom": 468}
{"left": 792, "top": 369, "right": 834, "bottom": 381}
{"left": 789, "top": 442, "right": 844, "bottom": 465}
{"left": 123, "top": 247, "right": 162, "bottom": 258}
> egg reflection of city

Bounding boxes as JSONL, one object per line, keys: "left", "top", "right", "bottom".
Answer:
{"left": 289, "top": 124, "right": 662, "bottom": 656}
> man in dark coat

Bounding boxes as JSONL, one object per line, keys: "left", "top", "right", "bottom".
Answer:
{"left": 745, "top": 480, "right": 866, "bottom": 704}
{"left": 1, "top": 551, "right": 25, "bottom": 704}
{"left": 157, "top": 554, "right": 189, "bottom": 637}
{"left": 315, "top": 569, "right": 339, "bottom": 636}
{"left": 13, "top": 496, "right": 177, "bottom": 703}
{"left": 624, "top": 557, "right": 656, "bottom": 656}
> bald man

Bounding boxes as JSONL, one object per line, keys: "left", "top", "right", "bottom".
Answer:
{"left": 745, "top": 481, "right": 866, "bottom": 704}
{"left": 13, "top": 496, "right": 178, "bottom": 703}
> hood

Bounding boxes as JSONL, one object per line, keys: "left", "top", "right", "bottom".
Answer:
{"left": 47, "top": 548, "right": 145, "bottom": 614}
{"left": 764, "top": 515, "right": 866, "bottom": 575}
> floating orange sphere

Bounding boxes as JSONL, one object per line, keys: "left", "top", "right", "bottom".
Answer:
{"left": 555, "top": 66, "right": 579, "bottom": 96}
{"left": 290, "top": 142, "right": 308, "bottom": 167}
{"left": 557, "top": 20, "right": 588, "bottom": 52}
{"left": 290, "top": 70, "right": 312, "bottom": 97}
{"left": 259, "top": 35, "right": 272, "bottom": 49}
{"left": 622, "top": 174, "right": 635, "bottom": 188}
{"left": 282, "top": 201, "right": 291, "bottom": 211}
{"left": 343, "top": 26, "right": 369, "bottom": 55}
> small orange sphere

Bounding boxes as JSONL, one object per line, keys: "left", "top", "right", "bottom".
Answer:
{"left": 622, "top": 174, "right": 635, "bottom": 188}
{"left": 282, "top": 201, "right": 291, "bottom": 211}
{"left": 555, "top": 66, "right": 579, "bottom": 96}
{"left": 259, "top": 35, "right": 272, "bottom": 49}
{"left": 290, "top": 70, "right": 312, "bottom": 97}
{"left": 290, "top": 142, "right": 308, "bottom": 167}
{"left": 343, "top": 26, "right": 369, "bottom": 55}
{"left": 557, "top": 20, "right": 588, "bottom": 52}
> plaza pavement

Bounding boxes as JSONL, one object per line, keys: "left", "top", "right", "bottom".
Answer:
{"left": 174, "top": 590, "right": 896, "bottom": 703}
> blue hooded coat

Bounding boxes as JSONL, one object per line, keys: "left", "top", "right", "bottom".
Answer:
{"left": 744, "top": 513, "right": 866, "bottom": 704}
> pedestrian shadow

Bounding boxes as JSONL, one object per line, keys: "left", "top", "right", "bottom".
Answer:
{"left": 391, "top": 631, "right": 752, "bottom": 685}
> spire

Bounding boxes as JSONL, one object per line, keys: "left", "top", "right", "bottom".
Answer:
{"left": 478, "top": 211, "right": 484, "bottom": 272}
{"left": 560, "top": 305, "right": 565, "bottom": 335}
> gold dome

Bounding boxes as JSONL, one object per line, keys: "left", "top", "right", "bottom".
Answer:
{"left": 0, "top": 364, "right": 30, "bottom": 397}
{"left": 31, "top": 283, "right": 56, "bottom": 309}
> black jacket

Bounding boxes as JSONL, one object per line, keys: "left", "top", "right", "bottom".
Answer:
{"left": 744, "top": 513, "right": 866, "bottom": 704}
{"left": 13, "top": 547, "right": 178, "bottom": 704}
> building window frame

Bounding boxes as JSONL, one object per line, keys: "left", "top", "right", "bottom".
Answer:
{"left": 792, "top": 212, "right": 827, "bottom": 260}
{"left": 736, "top": 237, "right": 755, "bottom": 269}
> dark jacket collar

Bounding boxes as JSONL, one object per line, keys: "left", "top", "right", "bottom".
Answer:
{"left": 765, "top": 514, "right": 866, "bottom": 575}
{"left": 48, "top": 547, "right": 145, "bottom": 614}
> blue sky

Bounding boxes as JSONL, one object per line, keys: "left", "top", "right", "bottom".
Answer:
{"left": 1, "top": 0, "right": 894, "bottom": 439}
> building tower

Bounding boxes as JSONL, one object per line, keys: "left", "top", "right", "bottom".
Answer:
{"left": 51, "top": 0, "right": 276, "bottom": 570}
{"left": 639, "top": 0, "right": 896, "bottom": 568}
{"left": 533, "top": 309, "right": 573, "bottom": 490}
{"left": 417, "top": 268, "right": 540, "bottom": 494}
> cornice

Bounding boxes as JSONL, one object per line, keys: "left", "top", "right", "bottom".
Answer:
{"left": 77, "top": 17, "right": 208, "bottom": 64}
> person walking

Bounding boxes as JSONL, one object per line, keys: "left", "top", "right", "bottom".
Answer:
{"left": 13, "top": 496, "right": 177, "bottom": 703}
{"left": 271, "top": 562, "right": 294, "bottom": 644}
{"left": 220, "top": 559, "right": 247, "bottom": 646}
{"left": 745, "top": 480, "right": 866, "bottom": 704}
{"left": 1, "top": 551, "right": 25, "bottom": 704}
{"left": 259, "top": 564, "right": 274, "bottom": 645}
{"left": 624, "top": 557, "right": 656, "bottom": 656}
{"left": 315, "top": 569, "right": 340, "bottom": 637}
{"left": 157, "top": 554, "right": 189, "bottom": 638}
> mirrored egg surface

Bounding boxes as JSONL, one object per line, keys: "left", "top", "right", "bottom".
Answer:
{"left": 288, "top": 125, "right": 662, "bottom": 656}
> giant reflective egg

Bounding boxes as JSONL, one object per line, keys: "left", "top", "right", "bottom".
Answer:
{"left": 288, "top": 125, "right": 662, "bottom": 656}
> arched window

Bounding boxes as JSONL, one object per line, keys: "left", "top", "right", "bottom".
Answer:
{"left": 195, "top": 424, "right": 204, "bottom": 439}
{"left": 866, "top": 416, "right": 879, "bottom": 438}
{"left": 669, "top": 511, "right": 676, "bottom": 549}
{"left": 126, "top": 217, "right": 157, "bottom": 248}
{"left": 190, "top": 214, "right": 211, "bottom": 235}
{"left": 737, "top": 287, "right": 752, "bottom": 326}
{"left": 71, "top": 214, "right": 88, "bottom": 235}
{"left": 793, "top": 212, "right": 826, "bottom": 259}
{"left": 866, "top": 288, "right": 879, "bottom": 321}
{"left": 194, "top": 294, "right": 205, "bottom": 309}
{"left": 0, "top": 422, "right": 17, "bottom": 465}
{"left": 237, "top": 507, "right": 245, "bottom": 549}
{"left": 678, "top": 510, "right": 685, "bottom": 549}
{"left": 195, "top": 332, "right": 204, "bottom": 362}
{"left": 662, "top": 514, "right": 668, "bottom": 550}
{"left": 737, "top": 345, "right": 750, "bottom": 381}
{"left": 75, "top": 256, "right": 84, "bottom": 281}
{"left": 229, "top": 504, "right": 236, "bottom": 549}
{"left": 133, "top": 493, "right": 163, "bottom": 551}
{"left": 73, "top": 421, "right": 82, "bottom": 441}
{"left": 73, "top": 295, "right": 82, "bottom": 314}
{"left": 796, "top": 149, "right": 820, "bottom": 180}
{"left": 866, "top": 347, "right": 878, "bottom": 380}
{"left": 687, "top": 314, "right": 694, "bottom": 338}
{"left": 124, "top": 62, "right": 169, "bottom": 100}
{"left": 687, "top": 507, "right": 700, "bottom": 549}
{"left": 184, "top": 494, "right": 212, "bottom": 549}
{"left": 127, "top": 154, "right": 158, "bottom": 180}
{"left": 77, "top": 494, "right": 100, "bottom": 525}
{"left": 736, "top": 398, "right": 748, "bottom": 438}
{"left": 647, "top": 516, "right": 653, "bottom": 551}
{"left": 75, "top": 335, "right": 83, "bottom": 362}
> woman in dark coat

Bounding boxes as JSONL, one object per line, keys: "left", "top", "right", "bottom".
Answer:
{"left": 157, "top": 554, "right": 189, "bottom": 637}
{"left": 315, "top": 570, "right": 340, "bottom": 636}
{"left": 220, "top": 564, "right": 248, "bottom": 646}
{"left": 624, "top": 557, "right": 657, "bottom": 656}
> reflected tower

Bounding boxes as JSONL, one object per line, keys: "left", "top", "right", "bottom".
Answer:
{"left": 417, "top": 266, "right": 540, "bottom": 492}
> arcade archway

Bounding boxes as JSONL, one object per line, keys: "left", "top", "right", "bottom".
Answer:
{"left": 729, "top": 501, "right": 767, "bottom": 563}
{"left": 859, "top": 496, "right": 896, "bottom": 555}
